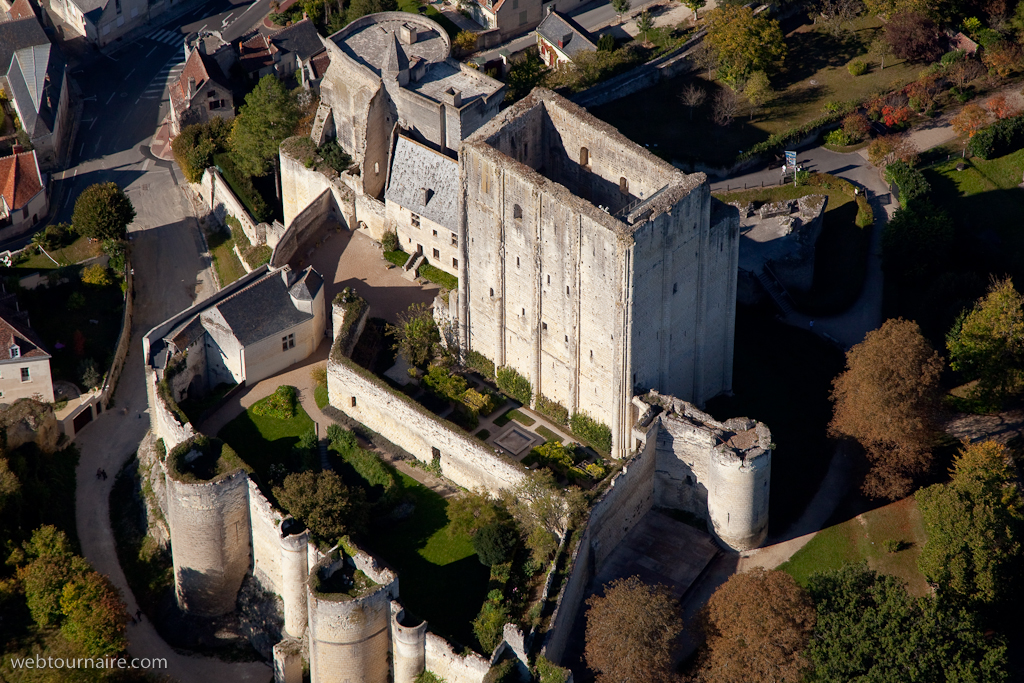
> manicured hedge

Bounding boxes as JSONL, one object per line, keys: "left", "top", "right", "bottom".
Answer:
{"left": 535, "top": 394, "right": 569, "bottom": 426}
{"left": 883, "top": 161, "right": 930, "bottom": 208}
{"left": 737, "top": 102, "right": 856, "bottom": 162}
{"left": 570, "top": 411, "right": 612, "bottom": 455}
{"left": 967, "top": 112, "right": 1024, "bottom": 159}
{"left": 496, "top": 366, "right": 532, "bottom": 406}
{"left": 466, "top": 350, "right": 495, "bottom": 380}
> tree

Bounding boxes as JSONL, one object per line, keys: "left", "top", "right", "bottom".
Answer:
{"left": 883, "top": 12, "right": 943, "bottom": 63}
{"left": 504, "top": 50, "right": 546, "bottom": 104}
{"left": 863, "top": 0, "right": 926, "bottom": 17}
{"left": 230, "top": 75, "right": 299, "bottom": 177}
{"left": 951, "top": 103, "right": 989, "bottom": 139}
{"left": 981, "top": 40, "right": 1022, "bottom": 77}
{"left": 387, "top": 302, "right": 442, "bottom": 369}
{"left": 817, "top": 0, "right": 863, "bottom": 37}
{"left": 870, "top": 36, "right": 895, "bottom": 70}
{"left": 447, "top": 489, "right": 504, "bottom": 537}
{"left": 0, "top": 456, "right": 18, "bottom": 510}
{"left": 454, "top": 30, "right": 477, "bottom": 55}
{"left": 635, "top": 10, "right": 654, "bottom": 43}
{"left": 72, "top": 182, "right": 136, "bottom": 241}
{"left": 711, "top": 88, "right": 740, "bottom": 127}
{"left": 611, "top": 0, "right": 630, "bottom": 23}
{"left": 986, "top": 94, "right": 1015, "bottom": 119}
{"left": 683, "top": 0, "right": 706, "bottom": 23}
{"left": 948, "top": 57, "right": 986, "bottom": 88}
{"left": 947, "top": 278, "right": 1024, "bottom": 405}
{"left": 473, "top": 590, "right": 509, "bottom": 653}
{"left": 345, "top": 0, "right": 396, "bottom": 23}
{"left": 697, "top": 569, "right": 815, "bottom": 683}
{"left": 60, "top": 571, "right": 127, "bottom": 657}
{"left": 705, "top": 4, "right": 787, "bottom": 86}
{"left": 16, "top": 526, "right": 91, "bottom": 628}
{"left": 473, "top": 520, "right": 518, "bottom": 565}
{"left": 867, "top": 133, "right": 917, "bottom": 166}
{"left": 585, "top": 576, "right": 682, "bottom": 683}
{"left": 842, "top": 112, "right": 871, "bottom": 141}
{"left": 273, "top": 470, "right": 367, "bottom": 546}
{"left": 830, "top": 318, "right": 944, "bottom": 499}
{"left": 171, "top": 118, "right": 231, "bottom": 182}
{"left": 500, "top": 470, "right": 586, "bottom": 561}
{"left": 693, "top": 42, "right": 720, "bottom": 79}
{"left": 743, "top": 71, "right": 774, "bottom": 117}
{"left": 806, "top": 563, "right": 1008, "bottom": 683}
{"left": 596, "top": 32, "right": 615, "bottom": 51}
{"left": 679, "top": 82, "right": 707, "bottom": 119}
{"left": 916, "top": 440, "right": 1024, "bottom": 608}
{"left": 80, "top": 264, "right": 113, "bottom": 287}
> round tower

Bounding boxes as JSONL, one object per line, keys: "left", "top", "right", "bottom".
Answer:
{"left": 706, "top": 422, "right": 771, "bottom": 551}
{"left": 279, "top": 523, "right": 309, "bottom": 638}
{"left": 307, "top": 557, "right": 395, "bottom": 683}
{"left": 391, "top": 606, "right": 427, "bottom": 683}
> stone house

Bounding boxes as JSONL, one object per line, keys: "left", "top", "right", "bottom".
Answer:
{"left": 0, "top": 306, "right": 54, "bottom": 403}
{"left": 384, "top": 134, "right": 460, "bottom": 277}
{"left": 238, "top": 20, "right": 328, "bottom": 88}
{"left": 467, "top": 0, "right": 589, "bottom": 42}
{"left": 0, "top": 14, "right": 70, "bottom": 166}
{"left": 1, "top": 0, "right": 38, "bottom": 21}
{"left": 169, "top": 43, "right": 234, "bottom": 136}
{"left": 535, "top": 10, "right": 595, "bottom": 68}
{"left": 0, "top": 148, "right": 48, "bottom": 239}
{"left": 157, "top": 265, "right": 325, "bottom": 402}
{"left": 49, "top": 0, "right": 150, "bottom": 46}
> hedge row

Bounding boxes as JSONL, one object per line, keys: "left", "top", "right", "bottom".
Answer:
{"left": 496, "top": 365, "right": 532, "bottom": 406}
{"left": 737, "top": 102, "right": 856, "bottom": 162}
{"left": 535, "top": 394, "right": 569, "bottom": 426}
{"left": 967, "top": 112, "right": 1024, "bottom": 159}
{"left": 570, "top": 411, "right": 612, "bottom": 455}
{"left": 466, "top": 350, "right": 495, "bottom": 380}
{"left": 883, "top": 160, "right": 931, "bottom": 208}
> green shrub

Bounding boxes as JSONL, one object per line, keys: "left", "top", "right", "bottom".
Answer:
{"left": 738, "top": 102, "right": 856, "bottom": 161}
{"left": 467, "top": 350, "right": 496, "bottom": 380}
{"left": 243, "top": 244, "right": 272, "bottom": 268}
{"left": 213, "top": 152, "right": 272, "bottom": 223}
{"left": 317, "top": 139, "right": 352, "bottom": 173}
{"left": 535, "top": 394, "right": 569, "bottom": 425}
{"left": 415, "top": 673, "right": 447, "bottom": 683}
{"left": 586, "top": 462, "right": 607, "bottom": 479}
{"left": 473, "top": 521, "right": 518, "bottom": 566}
{"left": 883, "top": 160, "right": 930, "bottom": 209}
{"left": 382, "top": 230, "right": 400, "bottom": 252}
{"left": 825, "top": 129, "right": 852, "bottom": 147}
{"left": 81, "top": 264, "right": 113, "bottom": 286}
{"left": 474, "top": 591, "right": 510, "bottom": 655}
{"left": 462, "top": 388, "right": 497, "bottom": 415}
{"left": 252, "top": 385, "right": 298, "bottom": 419}
{"left": 171, "top": 118, "right": 230, "bottom": 183}
{"left": 847, "top": 59, "right": 868, "bottom": 76}
{"left": 855, "top": 195, "right": 874, "bottom": 228}
{"left": 535, "top": 655, "right": 569, "bottom": 683}
{"left": 483, "top": 660, "right": 517, "bottom": 683}
{"left": 496, "top": 366, "right": 532, "bottom": 405}
{"left": 967, "top": 111, "right": 1024, "bottom": 159}
{"left": 570, "top": 411, "right": 612, "bottom": 455}
{"left": 597, "top": 32, "right": 615, "bottom": 51}
{"left": 420, "top": 263, "right": 458, "bottom": 291}
{"left": 882, "top": 538, "right": 905, "bottom": 553}
{"left": 424, "top": 365, "right": 469, "bottom": 402}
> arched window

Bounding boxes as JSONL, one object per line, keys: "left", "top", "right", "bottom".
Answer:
{"left": 513, "top": 204, "right": 522, "bottom": 220}
{"left": 489, "top": 288, "right": 494, "bottom": 297}
{"left": 580, "top": 147, "right": 589, "bottom": 166}
{"left": 619, "top": 176, "right": 628, "bottom": 194}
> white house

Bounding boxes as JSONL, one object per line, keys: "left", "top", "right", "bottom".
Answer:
{"left": 0, "top": 149, "right": 48, "bottom": 240}
{"left": 49, "top": 0, "right": 152, "bottom": 46}
{"left": 0, "top": 308, "right": 54, "bottom": 404}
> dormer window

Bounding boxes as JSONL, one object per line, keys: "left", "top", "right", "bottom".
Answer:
{"left": 9, "top": 345, "right": 19, "bottom": 359}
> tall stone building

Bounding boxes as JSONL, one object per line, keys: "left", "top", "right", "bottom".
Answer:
{"left": 459, "top": 89, "right": 740, "bottom": 457}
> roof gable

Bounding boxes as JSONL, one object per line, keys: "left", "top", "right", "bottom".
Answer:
{"left": 537, "top": 12, "right": 596, "bottom": 58}
{"left": 385, "top": 135, "right": 459, "bottom": 231}
{"left": 0, "top": 17, "right": 47, "bottom": 74}
{"left": 0, "top": 151, "right": 43, "bottom": 212}
{"left": 270, "top": 18, "right": 323, "bottom": 61}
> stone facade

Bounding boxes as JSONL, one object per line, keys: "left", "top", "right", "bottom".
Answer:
{"left": 460, "top": 89, "right": 739, "bottom": 457}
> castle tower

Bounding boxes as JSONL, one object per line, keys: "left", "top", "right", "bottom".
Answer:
{"left": 165, "top": 467, "right": 251, "bottom": 616}
{"left": 706, "top": 421, "right": 771, "bottom": 551}
{"left": 391, "top": 603, "right": 427, "bottom": 683}
{"left": 279, "top": 528, "right": 309, "bottom": 638}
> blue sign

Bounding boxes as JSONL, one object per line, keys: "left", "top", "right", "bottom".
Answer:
{"left": 785, "top": 150, "right": 797, "bottom": 168}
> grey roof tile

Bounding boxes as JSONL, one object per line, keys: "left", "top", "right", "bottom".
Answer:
{"left": 385, "top": 136, "right": 459, "bottom": 232}
{"left": 537, "top": 11, "right": 596, "bottom": 60}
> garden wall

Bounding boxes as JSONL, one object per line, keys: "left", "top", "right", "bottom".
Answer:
{"left": 101, "top": 265, "right": 134, "bottom": 409}
{"left": 326, "top": 354, "right": 526, "bottom": 495}
{"left": 271, "top": 187, "right": 347, "bottom": 269}
{"left": 195, "top": 167, "right": 260, "bottom": 245}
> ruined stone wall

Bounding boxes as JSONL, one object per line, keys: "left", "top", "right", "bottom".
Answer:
{"left": 271, "top": 188, "right": 348, "bottom": 270}
{"left": 165, "top": 470, "right": 252, "bottom": 616}
{"left": 355, "top": 193, "right": 388, "bottom": 241}
{"left": 424, "top": 633, "right": 490, "bottom": 683}
{"left": 279, "top": 145, "right": 356, "bottom": 232}
{"left": 249, "top": 478, "right": 286, "bottom": 595}
{"left": 652, "top": 411, "right": 712, "bottom": 514}
{"left": 708, "top": 440, "right": 771, "bottom": 551}
{"left": 327, "top": 354, "right": 525, "bottom": 494}
{"left": 319, "top": 34, "right": 381, "bottom": 169}
{"left": 195, "top": 167, "right": 259, "bottom": 243}
{"left": 391, "top": 605, "right": 427, "bottom": 683}
{"left": 146, "top": 366, "right": 196, "bottom": 453}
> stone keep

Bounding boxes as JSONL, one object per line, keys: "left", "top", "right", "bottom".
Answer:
{"left": 459, "top": 89, "right": 740, "bottom": 457}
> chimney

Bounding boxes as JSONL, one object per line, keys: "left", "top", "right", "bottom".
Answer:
{"left": 302, "top": 10, "right": 308, "bottom": 20}
{"left": 560, "top": 32, "right": 572, "bottom": 48}
{"left": 12, "top": 144, "right": 23, "bottom": 154}
{"left": 420, "top": 188, "right": 432, "bottom": 205}
{"left": 187, "top": 76, "right": 196, "bottom": 99}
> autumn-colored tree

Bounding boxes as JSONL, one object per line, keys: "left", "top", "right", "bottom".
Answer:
{"left": 884, "top": 12, "right": 943, "bottom": 63}
{"left": 904, "top": 73, "right": 941, "bottom": 110}
{"left": 947, "top": 278, "right": 1024, "bottom": 405}
{"left": 881, "top": 104, "right": 912, "bottom": 127}
{"left": 952, "top": 103, "right": 989, "bottom": 138}
{"left": 947, "top": 57, "right": 986, "bottom": 88}
{"left": 830, "top": 318, "right": 944, "bottom": 499}
{"left": 842, "top": 112, "right": 871, "bottom": 141}
{"left": 744, "top": 71, "right": 774, "bottom": 117}
{"left": 16, "top": 526, "right": 91, "bottom": 628}
{"left": 697, "top": 569, "right": 815, "bottom": 683}
{"left": 867, "top": 133, "right": 918, "bottom": 167}
{"left": 704, "top": 4, "right": 787, "bottom": 86}
{"left": 863, "top": 0, "right": 926, "bottom": 17}
{"left": 986, "top": 93, "right": 1015, "bottom": 119}
{"left": 682, "top": 0, "right": 706, "bottom": 23}
{"left": 917, "top": 440, "right": 1024, "bottom": 607}
{"left": 61, "top": 571, "right": 128, "bottom": 657}
{"left": 585, "top": 576, "right": 682, "bottom": 683}
{"left": 982, "top": 41, "right": 1022, "bottom": 77}
{"left": 0, "top": 456, "right": 18, "bottom": 510}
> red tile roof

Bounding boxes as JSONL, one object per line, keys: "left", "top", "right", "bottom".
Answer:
{"left": 239, "top": 32, "right": 276, "bottom": 72}
{"left": 8, "top": 0, "right": 36, "bottom": 21}
{"left": 0, "top": 150, "right": 43, "bottom": 212}
{"left": 0, "top": 310, "right": 49, "bottom": 360}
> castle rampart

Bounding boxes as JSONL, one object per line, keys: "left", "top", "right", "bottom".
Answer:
{"left": 391, "top": 604, "right": 427, "bottom": 683}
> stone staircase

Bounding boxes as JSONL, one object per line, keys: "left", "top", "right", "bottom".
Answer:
{"left": 756, "top": 264, "right": 795, "bottom": 315}
{"left": 310, "top": 103, "right": 333, "bottom": 147}
{"left": 401, "top": 253, "right": 425, "bottom": 281}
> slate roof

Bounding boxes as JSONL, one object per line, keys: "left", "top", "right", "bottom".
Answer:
{"left": 309, "top": 50, "right": 331, "bottom": 78}
{"left": 0, "top": 309, "right": 49, "bottom": 362}
{"left": 7, "top": 41, "right": 65, "bottom": 139}
{"left": 385, "top": 135, "right": 458, "bottom": 232}
{"left": 171, "top": 48, "right": 230, "bottom": 113}
{"left": 537, "top": 11, "right": 596, "bottom": 60}
{"left": 289, "top": 268, "right": 323, "bottom": 301}
{"left": 0, "top": 16, "right": 47, "bottom": 73}
{"left": 0, "top": 150, "right": 43, "bottom": 212}
{"left": 170, "top": 315, "right": 205, "bottom": 353}
{"left": 270, "top": 18, "right": 323, "bottom": 61}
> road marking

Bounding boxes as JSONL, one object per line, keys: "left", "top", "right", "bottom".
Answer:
{"left": 142, "top": 159, "right": 150, "bottom": 172}
{"left": 221, "top": 11, "right": 234, "bottom": 25}
{"left": 79, "top": 143, "right": 84, "bottom": 156}
{"left": 94, "top": 136, "right": 102, "bottom": 152}
{"left": 145, "top": 29, "right": 159, "bottom": 38}
{"left": 162, "top": 33, "right": 180, "bottom": 45}
{"left": 125, "top": 68, "right": 135, "bottom": 78}
{"left": 105, "top": 92, "right": 115, "bottom": 105}
{"left": 145, "top": 45, "right": 158, "bottom": 57}
{"left": 88, "top": 118, "right": 97, "bottom": 130}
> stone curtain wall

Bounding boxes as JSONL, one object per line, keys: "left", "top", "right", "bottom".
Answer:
{"left": 101, "top": 265, "right": 134, "bottom": 408}
{"left": 145, "top": 365, "right": 196, "bottom": 452}
{"left": 165, "top": 470, "right": 252, "bottom": 616}
{"left": 196, "top": 167, "right": 260, "bottom": 245}
{"left": 424, "top": 633, "right": 490, "bottom": 683}
{"left": 249, "top": 478, "right": 287, "bottom": 595}
{"left": 326, "top": 355, "right": 526, "bottom": 494}
{"left": 270, "top": 188, "right": 346, "bottom": 269}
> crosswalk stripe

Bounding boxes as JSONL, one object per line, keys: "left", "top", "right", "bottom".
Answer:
{"left": 162, "top": 33, "right": 181, "bottom": 45}
{"left": 145, "top": 29, "right": 160, "bottom": 39}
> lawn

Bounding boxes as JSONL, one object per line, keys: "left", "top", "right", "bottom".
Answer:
{"left": 207, "top": 228, "right": 247, "bottom": 286}
{"left": 706, "top": 305, "right": 844, "bottom": 535}
{"left": 590, "top": 14, "right": 921, "bottom": 168}
{"left": 18, "top": 278, "right": 125, "bottom": 383}
{"left": 14, "top": 234, "right": 102, "bottom": 273}
{"left": 216, "top": 394, "right": 316, "bottom": 496}
{"left": 779, "top": 496, "right": 929, "bottom": 596}
{"left": 360, "top": 470, "right": 489, "bottom": 647}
